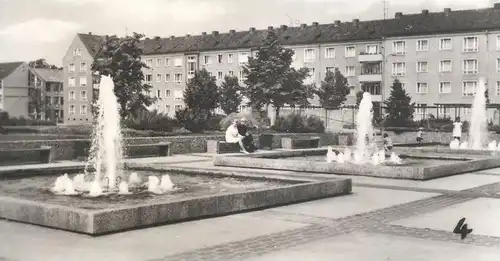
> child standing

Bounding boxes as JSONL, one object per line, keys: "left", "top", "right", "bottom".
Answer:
{"left": 416, "top": 127, "right": 424, "bottom": 144}
{"left": 383, "top": 133, "right": 393, "bottom": 152}
{"left": 452, "top": 117, "right": 463, "bottom": 141}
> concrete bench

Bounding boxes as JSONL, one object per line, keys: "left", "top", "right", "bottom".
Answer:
{"left": 0, "top": 146, "right": 52, "bottom": 166}
{"left": 207, "top": 140, "right": 241, "bottom": 154}
{"left": 258, "top": 134, "right": 274, "bottom": 150}
{"left": 281, "top": 137, "right": 320, "bottom": 149}
{"left": 123, "top": 142, "right": 172, "bottom": 158}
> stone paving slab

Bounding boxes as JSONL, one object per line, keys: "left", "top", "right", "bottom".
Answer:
{"left": 390, "top": 197, "right": 500, "bottom": 238}
{"left": 0, "top": 213, "right": 306, "bottom": 261}
{"left": 266, "top": 187, "right": 439, "bottom": 220}
{"left": 241, "top": 232, "right": 500, "bottom": 261}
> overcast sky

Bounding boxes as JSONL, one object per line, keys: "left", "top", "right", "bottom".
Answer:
{"left": 0, "top": 0, "right": 497, "bottom": 66}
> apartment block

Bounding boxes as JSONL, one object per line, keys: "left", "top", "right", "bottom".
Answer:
{"left": 63, "top": 4, "right": 500, "bottom": 124}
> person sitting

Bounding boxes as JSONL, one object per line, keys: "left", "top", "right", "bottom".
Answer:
{"left": 383, "top": 133, "right": 393, "bottom": 152}
{"left": 236, "top": 117, "right": 256, "bottom": 153}
{"left": 225, "top": 119, "right": 241, "bottom": 143}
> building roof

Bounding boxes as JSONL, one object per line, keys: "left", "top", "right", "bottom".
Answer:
{"left": 78, "top": 4, "right": 500, "bottom": 56}
{"left": 77, "top": 33, "right": 106, "bottom": 57}
{"left": 32, "top": 68, "right": 63, "bottom": 83}
{"left": 0, "top": 62, "right": 23, "bottom": 80}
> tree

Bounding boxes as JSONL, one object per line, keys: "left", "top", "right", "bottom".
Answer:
{"left": 315, "top": 69, "right": 350, "bottom": 109}
{"left": 176, "top": 68, "right": 218, "bottom": 132}
{"left": 356, "top": 90, "right": 364, "bottom": 106}
{"left": 91, "top": 32, "right": 154, "bottom": 118}
{"left": 243, "top": 29, "right": 310, "bottom": 118}
{"left": 384, "top": 78, "right": 415, "bottom": 126}
{"left": 28, "top": 58, "right": 61, "bottom": 70}
{"left": 218, "top": 75, "right": 242, "bottom": 115}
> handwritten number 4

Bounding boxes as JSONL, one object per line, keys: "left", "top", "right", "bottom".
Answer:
{"left": 453, "top": 218, "right": 473, "bottom": 240}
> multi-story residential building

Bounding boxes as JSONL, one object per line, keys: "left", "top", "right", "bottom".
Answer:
{"left": 30, "top": 68, "right": 64, "bottom": 122}
{"left": 0, "top": 62, "right": 31, "bottom": 118}
{"left": 63, "top": 4, "right": 500, "bottom": 124}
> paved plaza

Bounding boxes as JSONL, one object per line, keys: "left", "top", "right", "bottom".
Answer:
{"left": 1, "top": 154, "right": 500, "bottom": 260}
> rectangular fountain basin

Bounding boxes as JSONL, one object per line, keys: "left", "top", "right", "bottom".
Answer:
{"left": 394, "top": 143, "right": 500, "bottom": 156}
{"left": 0, "top": 169, "right": 351, "bottom": 235}
{"left": 213, "top": 148, "right": 500, "bottom": 180}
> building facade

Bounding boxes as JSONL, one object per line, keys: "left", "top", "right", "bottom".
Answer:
{"left": 0, "top": 62, "right": 31, "bottom": 118}
{"left": 63, "top": 4, "right": 500, "bottom": 124}
{"left": 30, "top": 68, "right": 64, "bottom": 122}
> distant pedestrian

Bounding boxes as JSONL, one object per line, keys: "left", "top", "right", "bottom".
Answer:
{"left": 452, "top": 117, "right": 463, "bottom": 141}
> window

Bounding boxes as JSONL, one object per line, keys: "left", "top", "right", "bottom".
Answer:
{"left": 165, "top": 58, "right": 170, "bottom": 66}
{"left": 156, "top": 89, "right": 161, "bottom": 98}
{"left": 73, "top": 49, "right": 81, "bottom": 56}
{"left": 228, "top": 71, "right": 234, "bottom": 77}
{"left": 187, "top": 56, "right": 196, "bottom": 79}
{"left": 345, "top": 46, "right": 356, "bottom": 57}
{"left": 68, "top": 63, "right": 75, "bottom": 72}
{"left": 165, "top": 73, "right": 170, "bottom": 82}
{"left": 52, "top": 97, "right": 58, "bottom": 104}
{"left": 156, "top": 73, "right": 162, "bottom": 82}
{"left": 392, "top": 41, "right": 406, "bottom": 55}
{"left": 415, "top": 104, "right": 427, "bottom": 120}
{"left": 345, "top": 66, "right": 355, "bottom": 77}
{"left": 439, "top": 38, "right": 452, "bottom": 50}
{"left": 69, "top": 105, "right": 75, "bottom": 115}
{"left": 145, "top": 74, "right": 153, "bottom": 82}
{"left": 497, "top": 58, "right": 500, "bottom": 72}
{"left": 217, "top": 54, "right": 223, "bottom": 63}
{"left": 439, "top": 60, "right": 452, "bottom": 72}
{"left": 416, "top": 40, "right": 429, "bottom": 52}
{"left": 325, "top": 47, "right": 335, "bottom": 58}
{"left": 175, "top": 105, "right": 183, "bottom": 111}
{"left": 462, "top": 81, "right": 477, "bottom": 96}
{"left": 462, "top": 59, "right": 478, "bottom": 74}
{"left": 304, "top": 49, "right": 316, "bottom": 62}
{"left": 145, "top": 59, "right": 153, "bottom": 67}
{"left": 80, "top": 62, "right": 87, "bottom": 72}
{"left": 305, "top": 68, "right": 315, "bottom": 84}
{"left": 365, "top": 45, "right": 378, "bottom": 54}
{"left": 497, "top": 35, "right": 500, "bottom": 50}
{"left": 68, "top": 77, "right": 75, "bottom": 87}
{"left": 204, "top": 55, "right": 212, "bottom": 65}
{"left": 165, "top": 105, "right": 170, "bottom": 113}
{"left": 496, "top": 81, "right": 500, "bottom": 96}
{"left": 416, "top": 82, "right": 428, "bottom": 94}
{"left": 463, "top": 36, "right": 478, "bottom": 52}
{"left": 439, "top": 82, "right": 452, "bottom": 94}
{"left": 80, "top": 105, "right": 87, "bottom": 115}
{"left": 416, "top": 61, "right": 428, "bottom": 73}
{"left": 79, "top": 77, "right": 87, "bottom": 87}
{"left": 174, "top": 57, "right": 183, "bottom": 67}
{"left": 80, "top": 90, "right": 87, "bottom": 101}
{"left": 239, "top": 52, "right": 249, "bottom": 65}
{"left": 326, "top": 67, "right": 336, "bottom": 73}
{"left": 228, "top": 54, "right": 234, "bottom": 63}
{"left": 437, "top": 105, "right": 451, "bottom": 119}
{"left": 156, "top": 58, "right": 162, "bottom": 67}
{"left": 165, "top": 90, "right": 171, "bottom": 97}
{"left": 174, "top": 90, "right": 183, "bottom": 100}
{"left": 217, "top": 71, "right": 223, "bottom": 80}
{"left": 392, "top": 62, "right": 406, "bottom": 76}
{"left": 69, "top": 91, "right": 76, "bottom": 101}
{"left": 239, "top": 71, "right": 246, "bottom": 82}
{"left": 174, "top": 73, "right": 182, "bottom": 84}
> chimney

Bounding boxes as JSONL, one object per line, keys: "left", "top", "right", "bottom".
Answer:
{"left": 249, "top": 27, "right": 256, "bottom": 33}
{"left": 268, "top": 26, "right": 274, "bottom": 30}
{"left": 170, "top": 35, "right": 175, "bottom": 40}
{"left": 312, "top": 22, "right": 319, "bottom": 26}
{"left": 444, "top": 8, "right": 451, "bottom": 14}
{"left": 300, "top": 23, "right": 307, "bottom": 28}
{"left": 185, "top": 34, "right": 191, "bottom": 37}
{"left": 422, "top": 9, "right": 429, "bottom": 15}
{"left": 395, "top": 12, "right": 403, "bottom": 18}
{"left": 229, "top": 29, "right": 236, "bottom": 34}
{"left": 88, "top": 32, "right": 92, "bottom": 35}
{"left": 202, "top": 32, "right": 207, "bottom": 36}
{"left": 334, "top": 20, "right": 341, "bottom": 26}
{"left": 495, "top": 3, "right": 500, "bottom": 9}
{"left": 280, "top": 25, "right": 288, "bottom": 30}
{"left": 212, "top": 31, "right": 219, "bottom": 36}
{"left": 352, "top": 19, "right": 359, "bottom": 26}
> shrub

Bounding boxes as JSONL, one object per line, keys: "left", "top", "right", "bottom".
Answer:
{"left": 272, "top": 113, "right": 325, "bottom": 133}
{"left": 205, "top": 114, "right": 225, "bottom": 131}
{"left": 175, "top": 108, "right": 209, "bottom": 133}
{"left": 489, "top": 124, "right": 500, "bottom": 134}
{"left": 122, "top": 109, "right": 174, "bottom": 132}
{"left": 219, "top": 112, "right": 271, "bottom": 131}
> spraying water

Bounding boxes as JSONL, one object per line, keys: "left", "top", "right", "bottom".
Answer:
{"left": 468, "top": 78, "right": 487, "bottom": 150}
{"left": 354, "top": 92, "right": 374, "bottom": 163}
{"left": 87, "top": 75, "right": 124, "bottom": 194}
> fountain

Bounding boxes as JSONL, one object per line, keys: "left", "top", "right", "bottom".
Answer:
{"left": 354, "top": 92, "right": 374, "bottom": 163}
{"left": 468, "top": 78, "right": 488, "bottom": 150}
{"left": 51, "top": 75, "right": 176, "bottom": 196}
